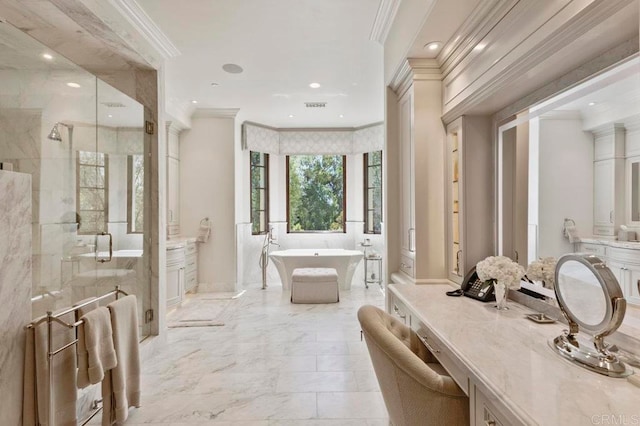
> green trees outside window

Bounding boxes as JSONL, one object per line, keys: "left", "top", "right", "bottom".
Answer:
{"left": 251, "top": 151, "right": 269, "bottom": 235}
{"left": 364, "top": 150, "right": 382, "bottom": 234}
{"left": 287, "top": 155, "right": 345, "bottom": 232}
{"left": 127, "top": 154, "right": 144, "bottom": 233}
{"left": 76, "top": 151, "right": 108, "bottom": 235}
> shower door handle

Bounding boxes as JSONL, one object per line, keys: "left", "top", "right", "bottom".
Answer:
{"left": 95, "top": 232, "right": 113, "bottom": 263}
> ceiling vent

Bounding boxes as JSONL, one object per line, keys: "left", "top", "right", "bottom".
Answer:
{"left": 101, "top": 102, "right": 126, "bottom": 108}
{"left": 305, "top": 102, "right": 327, "bottom": 108}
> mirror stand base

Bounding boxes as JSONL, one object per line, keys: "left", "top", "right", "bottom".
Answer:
{"left": 550, "top": 334, "right": 633, "bottom": 378}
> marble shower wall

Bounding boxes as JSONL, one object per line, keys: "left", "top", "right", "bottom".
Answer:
{"left": 0, "top": 170, "right": 32, "bottom": 425}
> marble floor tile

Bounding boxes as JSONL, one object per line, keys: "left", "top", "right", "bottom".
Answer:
{"left": 317, "top": 392, "right": 388, "bottom": 419}
{"left": 275, "top": 371, "right": 358, "bottom": 392}
{"left": 132, "top": 284, "right": 387, "bottom": 424}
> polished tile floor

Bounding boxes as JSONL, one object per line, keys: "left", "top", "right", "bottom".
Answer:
{"left": 125, "top": 283, "right": 389, "bottom": 425}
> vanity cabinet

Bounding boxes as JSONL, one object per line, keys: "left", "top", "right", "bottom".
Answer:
{"left": 578, "top": 242, "right": 640, "bottom": 305}
{"left": 167, "top": 123, "right": 182, "bottom": 236}
{"left": 184, "top": 241, "right": 198, "bottom": 292}
{"left": 446, "top": 117, "right": 493, "bottom": 283}
{"left": 166, "top": 245, "right": 185, "bottom": 307}
{"left": 592, "top": 125, "right": 625, "bottom": 236}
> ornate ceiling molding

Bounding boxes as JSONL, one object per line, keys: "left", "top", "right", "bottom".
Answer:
{"left": 192, "top": 108, "right": 240, "bottom": 119}
{"left": 389, "top": 58, "right": 440, "bottom": 97}
{"left": 369, "top": 0, "right": 402, "bottom": 44}
{"left": 110, "top": 0, "right": 181, "bottom": 59}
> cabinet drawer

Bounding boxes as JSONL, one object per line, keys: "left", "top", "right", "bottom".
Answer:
{"left": 400, "top": 255, "right": 415, "bottom": 278}
{"left": 389, "top": 294, "right": 411, "bottom": 326}
{"left": 186, "top": 242, "right": 197, "bottom": 255}
{"left": 414, "top": 321, "right": 469, "bottom": 395}
{"left": 474, "top": 386, "right": 510, "bottom": 426}
{"left": 185, "top": 271, "right": 197, "bottom": 292}
{"left": 580, "top": 243, "right": 606, "bottom": 256}
{"left": 185, "top": 253, "right": 198, "bottom": 273}
{"left": 166, "top": 247, "right": 185, "bottom": 266}
{"left": 608, "top": 247, "right": 640, "bottom": 264}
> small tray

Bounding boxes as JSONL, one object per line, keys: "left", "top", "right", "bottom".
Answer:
{"left": 526, "top": 313, "right": 557, "bottom": 324}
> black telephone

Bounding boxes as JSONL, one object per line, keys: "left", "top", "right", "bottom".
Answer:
{"left": 460, "top": 266, "right": 495, "bottom": 302}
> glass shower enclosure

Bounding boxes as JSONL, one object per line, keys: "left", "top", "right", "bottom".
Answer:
{"left": 0, "top": 22, "right": 152, "bottom": 340}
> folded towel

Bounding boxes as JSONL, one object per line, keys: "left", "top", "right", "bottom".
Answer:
{"left": 102, "top": 295, "right": 140, "bottom": 425}
{"left": 80, "top": 307, "right": 117, "bottom": 385}
{"left": 24, "top": 312, "right": 78, "bottom": 426}
{"left": 75, "top": 298, "right": 99, "bottom": 389}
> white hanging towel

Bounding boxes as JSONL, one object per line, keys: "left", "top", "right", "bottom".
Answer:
{"left": 197, "top": 217, "right": 211, "bottom": 243}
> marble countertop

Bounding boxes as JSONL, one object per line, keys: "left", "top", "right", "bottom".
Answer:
{"left": 389, "top": 284, "right": 640, "bottom": 426}
{"left": 166, "top": 236, "right": 197, "bottom": 250}
{"left": 579, "top": 237, "right": 640, "bottom": 250}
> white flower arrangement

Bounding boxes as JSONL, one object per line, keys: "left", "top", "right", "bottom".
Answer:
{"left": 476, "top": 256, "right": 526, "bottom": 289}
{"left": 526, "top": 257, "right": 557, "bottom": 289}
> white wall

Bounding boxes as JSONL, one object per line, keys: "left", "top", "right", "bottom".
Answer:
{"left": 533, "top": 115, "right": 593, "bottom": 258}
{"left": 180, "top": 115, "right": 237, "bottom": 292}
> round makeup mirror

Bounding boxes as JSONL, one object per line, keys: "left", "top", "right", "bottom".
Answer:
{"left": 550, "top": 254, "right": 632, "bottom": 377}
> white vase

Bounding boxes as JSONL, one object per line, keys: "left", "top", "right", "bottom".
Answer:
{"left": 494, "top": 281, "right": 509, "bottom": 310}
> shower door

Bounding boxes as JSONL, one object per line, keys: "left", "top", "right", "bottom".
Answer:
{"left": 0, "top": 22, "right": 152, "bottom": 340}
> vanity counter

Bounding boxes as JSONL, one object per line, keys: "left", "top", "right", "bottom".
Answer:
{"left": 388, "top": 284, "right": 640, "bottom": 426}
{"left": 579, "top": 237, "right": 640, "bottom": 250}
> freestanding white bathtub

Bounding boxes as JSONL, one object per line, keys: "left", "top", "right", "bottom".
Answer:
{"left": 269, "top": 249, "right": 364, "bottom": 291}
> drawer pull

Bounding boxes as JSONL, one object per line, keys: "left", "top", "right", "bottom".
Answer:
{"left": 485, "top": 421, "right": 496, "bottom": 426}
{"left": 393, "top": 305, "right": 406, "bottom": 319}
{"left": 417, "top": 334, "right": 440, "bottom": 354}
{"left": 400, "top": 262, "right": 413, "bottom": 269}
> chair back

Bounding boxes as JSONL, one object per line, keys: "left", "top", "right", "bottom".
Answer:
{"left": 357, "top": 305, "right": 469, "bottom": 426}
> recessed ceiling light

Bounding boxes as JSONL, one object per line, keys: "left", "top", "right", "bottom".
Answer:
{"left": 66, "top": 82, "right": 81, "bottom": 88}
{"left": 424, "top": 41, "right": 441, "bottom": 51}
{"left": 222, "top": 63, "right": 244, "bottom": 74}
{"left": 588, "top": 102, "right": 596, "bottom": 106}
{"left": 191, "top": 100, "right": 198, "bottom": 104}
{"left": 309, "top": 82, "right": 321, "bottom": 89}
{"left": 339, "top": 114, "right": 344, "bottom": 118}
{"left": 42, "top": 53, "right": 53, "bottom": 60}
{"left": 108, "top": 114, "right": 113, "bottom": 118}
{"left": 288, "top": 114, "right": 294, "bottom": 118}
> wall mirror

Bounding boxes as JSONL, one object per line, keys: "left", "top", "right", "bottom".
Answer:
{"left": 550, "top": 253, "right": 631, "bottom": 377}
{"left": 497, "top": 55, "right": 640, "bottom": 307}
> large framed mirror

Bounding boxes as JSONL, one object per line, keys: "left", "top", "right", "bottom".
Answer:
{"left": 497, "top": 56, "right": 640, "bottom": 307}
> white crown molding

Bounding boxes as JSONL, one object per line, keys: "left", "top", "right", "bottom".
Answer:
{"left": 110, "top": 0, "right": 181, "bottom": 59}
{"left": 369, "top": 0, "right": 402, "bottom": 44}
{"left": 439, "top": 0, "right": 517, "bottom": 78}
{"left": 165, "top": 120, "right": 188, "bottom": 135}
{"left": 192, "top": 108, "right": 240, "bottom": 119}
{"left": 443, "top": 0, "right": 635, "bottom": 124}
{"left": 539, "top": 110, "right": 582, "bottom": 121}
{"left": 590, "top": 123, "right": 626, "bottom": 138}
{"left": 389, "top": 58, "right": 440, "bottom": 96}
{"left": 623, "top": 115, "right": 640, "bottom": 132}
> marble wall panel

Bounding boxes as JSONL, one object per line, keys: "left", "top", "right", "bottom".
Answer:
{"left": 0, "top": 170, "right": 32, "bottom": 425}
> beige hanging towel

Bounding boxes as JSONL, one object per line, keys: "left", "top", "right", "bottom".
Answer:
{"left": 102, "top": 295, "right": 140, "bottom": 425}
{"left": 80, "top": 306, "right": 117, "bottom": 385}
{"left": 75, "top": 297, "right": 99, "bottom": 389}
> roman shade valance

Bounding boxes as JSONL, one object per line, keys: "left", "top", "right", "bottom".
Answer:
{"left": 242, "top": 121, "right": 383, "bottom": 155}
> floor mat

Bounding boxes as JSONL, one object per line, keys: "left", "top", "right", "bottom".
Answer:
{"left": 167, "top": 294, "right": 235, "bottom": 327}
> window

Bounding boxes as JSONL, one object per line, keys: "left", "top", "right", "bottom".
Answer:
{"left": 127, "top": 154, "right": 144, "bottom": 234}
{"left": 251, "top": 151, "right": 269, "bottom": 235}
{"left": 76, "top": 151, "right": 108, "bottom": 235}
{"left": 364, "top": 151, "right": 382, "bottom": 234}
{"left": 287, "top": 155, "right": 346, "bottom": 232}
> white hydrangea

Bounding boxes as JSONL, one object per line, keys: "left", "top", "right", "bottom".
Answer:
{"left": 526, "top": 257, "right": 557, "bottom": 288}
{"left": 476, "top": 256, "right": 526, "bottom": 289}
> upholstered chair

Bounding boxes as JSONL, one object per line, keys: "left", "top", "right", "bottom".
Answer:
{"left": 357, "top": 305, "right": 469, "bottom": 426}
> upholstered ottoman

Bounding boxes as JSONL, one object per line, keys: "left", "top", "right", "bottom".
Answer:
{"left": 290, "top": 267, "right": 339, "bottom": 304}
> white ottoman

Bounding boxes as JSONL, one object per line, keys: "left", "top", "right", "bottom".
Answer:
{"left": 291, "top": 267, "right": 339, "bottom": 304}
